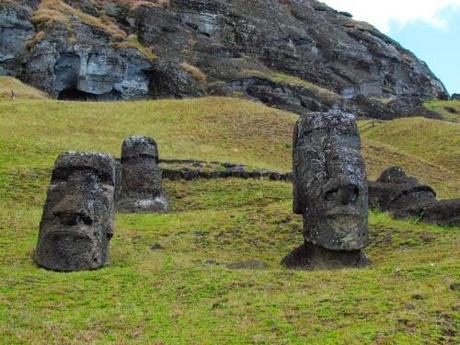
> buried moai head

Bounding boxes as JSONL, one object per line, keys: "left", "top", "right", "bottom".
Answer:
{"left": 369, "top": 166, "right": 437, "bottom": 218}
{"left": 35, "top": 152, "right": 116, "bottom": 271}
{"left": 118, "top": 136, "right": 168, "bottom": 212}
{"left": 293, "top": 111, "right": 369, "bottom": 251}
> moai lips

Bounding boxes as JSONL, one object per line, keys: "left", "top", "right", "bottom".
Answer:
{"left": 35, "top": 152, "right": 116, "bottom": 271}
{"left": 285, "top": 111, "right": 369, "bottom": 268}
{"left": 117, "top": 136, "right": 169, "bottom": 212}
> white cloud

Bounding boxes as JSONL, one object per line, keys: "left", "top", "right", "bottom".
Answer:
{"left": 322, "top": 0, "right": 460, "bottom": 32}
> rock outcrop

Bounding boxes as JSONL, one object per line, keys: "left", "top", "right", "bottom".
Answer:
{"left": 0, "top": 0, "right": 449, "bottom": 118}
{"left": 35, "top": 152, "right": 116, "bottom": 272}
{"left": 284, "top": 110, "right": 369, "bottom": 269}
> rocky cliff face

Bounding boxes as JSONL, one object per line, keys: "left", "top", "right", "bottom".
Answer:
{"left": 0, "top": 0, "right": 449, "bottom": 118}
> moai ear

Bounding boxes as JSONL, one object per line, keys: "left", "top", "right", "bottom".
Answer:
{"left": 292, "top": 120, "right": 305, "bottom": 215}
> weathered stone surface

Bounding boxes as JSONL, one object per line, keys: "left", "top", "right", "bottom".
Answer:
{"left": 118, "top": 136, "right": 169, "bottom": 213}
{"left": 26, "top": 39, "right": 152, "bottom": 100}
{"left": 0, "top": 2, "right": 34, "bottom": 76}
{"left": 422, "top": 199, "right": 460, "bottom": 227}
{"left": 293, "top": 111, "right": 369, "bottom": 251}
{"left": 0, "top": 0, "right": 448, "bottom": 118}
{"left": 368, "top": 166, "right": 437, "bottom": 218}
{"left": 282, "top": 242, "right": 369, "bottom": 269}
{"left": 159, "top": 159, "right": 292, "bottom": 181}
{"left": 35, "top": 152, "right": 116, "bottom": 272}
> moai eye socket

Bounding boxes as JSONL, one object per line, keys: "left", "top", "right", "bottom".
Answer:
{"left": 325, "top": 188, "right": 339, "bottom": 201}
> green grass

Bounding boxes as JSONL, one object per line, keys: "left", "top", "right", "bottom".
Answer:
{"left": 360, "top": 118, "right": 460, "bottom": 199}
{"left": 0, "top": 94, "right": 459, "bottom": 344}
{"left": 1, "top": 96, "right": 458, "bottom": 198}
{"left": 1, "top": 178, "right": 459, "bottom": 344}
{"left": 425, "top": 100, "right": 460, "bottom": 123}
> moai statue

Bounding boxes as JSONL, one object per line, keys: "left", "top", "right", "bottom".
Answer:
{"left": 35, "top": 152, "right": 116, "bottom": 271}
{"left": 368, "top": 166, "right": 437, "bottom": 218}
{"left": 117, "top": 136, "right": 169, "bottom": 212}
{"left": 283, "top": 111, "right": 369, "bottom": 269}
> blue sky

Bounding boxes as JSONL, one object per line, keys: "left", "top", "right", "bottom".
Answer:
{"left": 323, "top": 1, "right": 460, "bottom": 94}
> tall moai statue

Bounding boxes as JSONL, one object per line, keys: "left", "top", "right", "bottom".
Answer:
{"left": 35, "top": 152, "right": 116, "bottom": 271}
{"left": 283, "top": 111, "right": 369, "bottom": 268}
{"left": 117, "top": 136, "right": 169, "bottom": 212}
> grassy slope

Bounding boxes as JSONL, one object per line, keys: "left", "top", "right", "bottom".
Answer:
{"left": 425, "top": 100, "right": 460, "bottom": 123}
{"left": 0, "top": 76, "right": 49, "bottom": 100}
{"left": 360, "top": 118, "right": 460, "bottom": 199}
{"left": 0, "top": 96, "right": 459, "bottom": 344}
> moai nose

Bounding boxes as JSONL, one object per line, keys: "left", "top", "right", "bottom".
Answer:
{"left": 53, "top": 195, "right": 94, "bottom": 226}
{"left": 337, "top": 184, "right": 359, "bottom": 205}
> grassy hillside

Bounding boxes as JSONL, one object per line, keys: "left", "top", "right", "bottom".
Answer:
{"left": 360, "top": 118, "right": 460, "bottom": 199}
{"left": 0, "top": 76, "right": 49, "bottom": 100}
{"left": 1, "top": 97, "right": 459, "bottom": 198}
{"left": 425, "top": 100, "right": 460, "bottom": 123}
{"left": 0, "top": 94, "right": 459, "bottom": 344}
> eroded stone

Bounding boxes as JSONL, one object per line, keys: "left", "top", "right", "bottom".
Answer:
{"left": 368, "top": 166, "right": 437, "bottom": 218}
{"left": 117, "top": 136, "right": 169, "bottom": 212}
{"left": 286, "top": 110, "right": 369, "bottom": 268}
{"left": 293, "top": 111, "right": 369, "bottom": 251}
{"left": 35, "top": 152, "right": 116, "bottom": 271}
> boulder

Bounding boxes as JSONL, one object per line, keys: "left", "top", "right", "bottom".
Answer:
{"left": 421, "top": 199, "right": 460, "bottom": 227}
{"left": 35, "top": 152, "right": 116, "bottom": 271}
{"left": 117, "top": 136, "right": 169, "bottom": 212}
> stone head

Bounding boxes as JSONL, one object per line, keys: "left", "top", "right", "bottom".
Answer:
{"left": 293, "top": 111, "right": 368, "bottom": 251}
{"left": 121, "top": 135, "right": 162, "bottom": 197}
{"left": 35, "top": 152, "right": 116, "bottom": 271}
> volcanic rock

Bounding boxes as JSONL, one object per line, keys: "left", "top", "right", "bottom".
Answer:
{"left": 0, "top": 0, "right": 449, "bottom": 118}
{"left": 34, "top": 152, "right": 116, "bottom": 271}
{"left": 368, "top": 166, "right": 437, "bottom": 218}
{"left": 286, "top": 110, "right": 369, "bottom": 268}
{"left": 117, "top": 136, "right": 169, "bottom": 213}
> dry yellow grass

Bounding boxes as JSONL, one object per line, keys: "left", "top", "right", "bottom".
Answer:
{"left": 180, "top": 62, "right": 207, "bottom": 82}
{"left": 240, "top": 69, "right": 340, "bottom": 103}
{"left": 113, "top": 34, "right": 157, "bottom": 61}
{"left": 32, "top": 0, "right": 127, "bottom": 41}
{"left": 0, "top": 77, "right": 49, "bottom": 100}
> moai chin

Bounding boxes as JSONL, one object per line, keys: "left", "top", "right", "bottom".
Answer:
{"left": 35, "top": 152, "right": 116, "bottom": 271}
{"left": 117, "top": 136, "right": 169, "bottom": 212}
{"left": 284, "top": 111, "right": 369, "bottom": 268}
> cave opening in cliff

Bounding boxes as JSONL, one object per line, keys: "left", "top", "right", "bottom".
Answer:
{"left": 58, "top": 88, "right": 98, "bottom": 101}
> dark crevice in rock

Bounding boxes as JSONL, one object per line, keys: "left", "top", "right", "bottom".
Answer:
{"left": 58, "top": 88, "right": 98, "bottom": 101}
